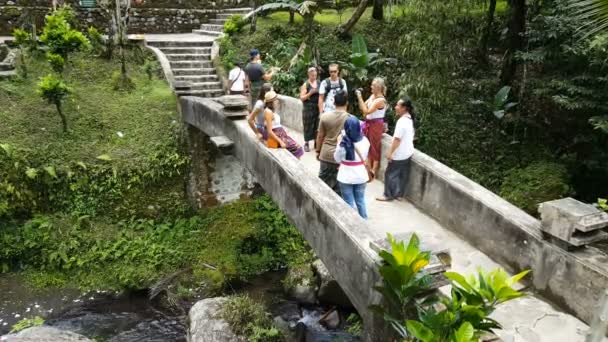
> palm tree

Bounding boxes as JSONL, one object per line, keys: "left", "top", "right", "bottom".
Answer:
{"left": 570, "top": 0, "right": 608, "bottom": 38}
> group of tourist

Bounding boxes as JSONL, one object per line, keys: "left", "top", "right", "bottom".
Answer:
{"left": 228, "top": 49, "right": 415, "bottom": 219}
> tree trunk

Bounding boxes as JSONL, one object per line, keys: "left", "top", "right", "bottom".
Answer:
{"left": 477, "top": 0, "right": 497, "bottom": 65}
{"left": 338, "top": 0, "right": 369, "bottom": 36}
{"left": 372, "top": 0, "right": 383, "bottom": 20}
{"left": 250, "top": 0, "right": 257, "bottom": 33}
{"left": 500, "top": 0, "right": 526, "bottom": 86}
{"left": 55, "top": 101, "right": 67, "bottom": 133}
{"left": 289, "top": 9, "right": 295, "bottom": 23}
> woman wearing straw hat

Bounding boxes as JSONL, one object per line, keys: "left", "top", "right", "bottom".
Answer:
{"left": 299, "top": 66, "right": 320, "bottom": 152}
{"left": 264, "top": 90, "right": 304, "bottom": 159}
{"left": 248, "top": 83, "right": 274, "bottom": 140}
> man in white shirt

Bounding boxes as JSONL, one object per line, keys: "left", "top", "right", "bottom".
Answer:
{"left": 377, "top": 97, "right": 416, "bottom": 201}
{"left": 228, "top": 62, "right": 247, "bottom": 95}
{"left": 318, "top": 63, "right": 348, "bottom": 114}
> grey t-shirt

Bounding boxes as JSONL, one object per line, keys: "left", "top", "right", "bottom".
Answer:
{"left": 245, "top": 62, "right": 265, "bottom": 83}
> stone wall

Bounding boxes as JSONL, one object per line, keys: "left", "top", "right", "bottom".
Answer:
{"left": 274, "top": 95, "right": 608, "bottom": 326}
{"left": 0, "top": 0, "right": 248, "bottom": 35}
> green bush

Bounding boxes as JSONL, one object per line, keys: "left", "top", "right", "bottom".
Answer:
{"left": 500, "top": 161, "right": 572, "bottom": 214}
{"left": 223, "top": 15, "right": 247, "bottom": 36}
{"left": 220, "top": 295, "right": 282, "bottom": 342}
{"left": 37, "top": 73, "right": 71, "bottom": 132}
{"left": 87, "top": 26, "right": 105, "bottom": 56}
{"left": 46, "top": 52, "right": 65, "bottom": 73}
{"left": 111, "top": 70, "right": 136, "bottom": 91}
{"left": 39, "top": 10, "right": 90, "bottom": 63}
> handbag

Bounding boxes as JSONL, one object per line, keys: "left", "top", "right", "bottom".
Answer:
{"left": 354, "top": 146, "right": 374, "bottom": 183}
{"left": 267, "top": 135, "right": 280, "bottom": 148}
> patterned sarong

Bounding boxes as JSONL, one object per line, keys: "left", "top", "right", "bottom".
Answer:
{"left": 272, "top": 127, "right": 304, "bottom": 158}
{"left": 363, "top": 119, "right": 384, "bottom": 162}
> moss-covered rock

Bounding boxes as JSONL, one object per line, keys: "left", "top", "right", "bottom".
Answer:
{"left": 500, "top": 161, "right": 572, "bottom": 214}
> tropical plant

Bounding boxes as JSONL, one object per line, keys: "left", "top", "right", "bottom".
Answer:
{"left": 370, "top": 233, "right": 433, "bottom": 339}
{"left": 570, "top": 0, "right": 608, "bottom": 38}
{"left": 39, "top": 8, "right": 90, "bottom": 66}
{"left": 12, "top": 28, "right": 33, "bottom": 77}
{"left": 87, "top": 26, "right": 105, "bottom": 56}
{"left": 598, "top": 198, "right": 608, "bottom": 211}
{"left": 406, "top": 269, "right": 530, "bottom": 342}
{"left": 244, "top": 0, "right": 321, "bottom": 28}
{"left": 38, "top": 74, "right": 71, "bottom": 132}
{"left": 224, "top": 15, "right": 247, "bottom": 35}
{"left": 340, "top": 34, "right": 397, "bottom": 90}
{"left": 491, "top": 86, "right": 518, "bottom": 119}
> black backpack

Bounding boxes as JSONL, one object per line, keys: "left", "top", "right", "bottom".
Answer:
{"left": 323, "top": 78, "right": 345, "bottom": 94}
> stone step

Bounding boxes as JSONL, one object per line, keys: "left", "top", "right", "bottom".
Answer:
{"left": 216, "top": 13, "right": 234, "bottom": 19}
{"left": 174, "top": 75, "right": 219, "bottom": 83}
{"left": 175, "top": 89, "right": 224, "bottom": 97}
{"left": 0, "top": 62, "right": 13, "bottom": 71}
{"left": 209, "top": 18, "right": 228, "bottom": 25}
{"left": 170, "top": 60, "right": 213, "bottom": 69}
{"left": 165, "top": 53, "right": 211, "bottom": 62}
{"left": 172, "top": 68, "right": 216, "bottom": 76}
{"left": 193, "top": 29, "right": 222, "bottom": 37}
{"left": 158, "top": 47, "right": 212, "bottom": 55}
{"left": 222, "top": 7, "right": 252, "bottom": 13}
{"left": 200, "top": 24, "right": 224, "bottom": 31}
{"left": 0, "top": 69, "right": 16, "bottom": 80}
{"left": 188, "top": 82, "right": 223, "bottom": 90}
{"left": 147, "top": 40, "right": 213, "bottom": 48}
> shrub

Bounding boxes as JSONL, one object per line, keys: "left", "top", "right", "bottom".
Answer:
{"left": 223, "top": 15, "right": 246, "bottom": 36}
{"left": 500, "top": 161, "right": 571, "bottom": 214}
{"left": 142, "top": 58, "right": 161, "bottom": 80}
{"left": 220, "top": 295, "right": 282, "bottom": 342}
{"left": 39, "top": 10, "right": 90, "bottom": 63}
{"left": 46, "top": 52, "right": 65, "bottom": 73}
{"left": 87, "top": 26, "right": 105, "bottom": 56}
{"left": 37, "top": 73, "right": 71, "bottom": 132}
{"left": 111, "top": 70, "right": 136, "bottom": 91}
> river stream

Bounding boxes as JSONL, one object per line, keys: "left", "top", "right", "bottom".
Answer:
{"left": 0, "top": 272, "right": 360, "bottom": 341}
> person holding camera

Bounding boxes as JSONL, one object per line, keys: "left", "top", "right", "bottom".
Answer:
{"left": 356, "top": 77, "right": 387, "bottom": 179}
{"left": 299, "top": 67, "right": 320, "bottom": 152}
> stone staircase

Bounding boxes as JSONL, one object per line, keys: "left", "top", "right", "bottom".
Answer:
{"left": 147, "top": 39, "right": 224, "bottom": 98}
{"left": 193, "top": 7, "right": 252, "bottom": 37}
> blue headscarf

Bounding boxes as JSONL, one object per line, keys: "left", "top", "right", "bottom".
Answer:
{"left": 340, "top": 116, "right": 363, "bottom": 161}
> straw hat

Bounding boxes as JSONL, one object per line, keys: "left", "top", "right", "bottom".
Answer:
{"left": 264, "top": 90, "right": 278, "bottom": 103}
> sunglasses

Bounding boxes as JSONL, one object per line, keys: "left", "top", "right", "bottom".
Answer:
{"left": 329, "top": 70, "right": 338, "bottom": 73}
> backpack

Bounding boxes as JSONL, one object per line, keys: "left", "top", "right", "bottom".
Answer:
{"left": 323, "top": 78, "right": 345, "bottom": 94}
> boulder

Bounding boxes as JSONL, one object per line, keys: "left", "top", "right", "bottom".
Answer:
{"left": 189, "top": 297, "right": 245, "bottom": 342}
{"left": 1, "top": 326, "right": 93, "bottom": 342}
{"left": 312, "top": 260, "right": 353, "bottom": 308}
{"left": 284, "top": 264, "right": 317, "bottom": 305}
{"left": 0, "top": 44, "right": 8, "bottom": 61}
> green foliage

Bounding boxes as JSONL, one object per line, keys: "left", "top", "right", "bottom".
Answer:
{"left": 111, "top": 70, "right": 136, "bottom": 91}
{"left": 598, "top": 198, "right": 608, "bottom": 211}
{"left": 46, "top": 52, "right": 65, "bottom": 73}
{"left": 38, "top": 73, "right": 70, "bottom": 104}
{"left": 10, "top": 316, "right": 44, "bottom": 333}
{"left": 142, "top": 58, "right": 161, "bottom": 80}
{"left": 87, "top": 26, "right": 105, "bottom": 56}
{"left": 500, "top": 161, "right": 571, "bottom": 214}
{"left": 12, "top": 28, "right": 32, "bottom": 48}
{"left": 39, "top": 9, "right": 91, "bottom": 62}
{"left": 370, "top": 233, "right": 432, "bottom": 339}
{"left": 373, "top": 234, "right": 530, "bottom": 341}
{"left": 221, "top": 294, "right": 283, "bottom": 342}
{"left": 345, "top": 313, "right": 363, "bottom": 336}
{"left": 492, "top": 86, "right": 517, "bottom": 119}
{"left": 224, "top": 15, "right": 247, "bottom": 35}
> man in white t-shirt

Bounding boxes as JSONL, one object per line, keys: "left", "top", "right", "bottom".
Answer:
{"left": 377, "top": 97, "right": 415, "bottom": 201}
{"left": 228, "top": 62, "right": 247, "bottom": 95}
{"left": 318, "top": 63, "right": 348, "bottom": 114}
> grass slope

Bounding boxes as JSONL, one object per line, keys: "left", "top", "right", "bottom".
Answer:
{"left": 0, "top": 50, "right": 177, "bottom": 168}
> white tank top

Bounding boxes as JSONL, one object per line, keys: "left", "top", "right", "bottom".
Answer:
{"left": 365, "top": 96, "right": 386, "bottom": 120}
{"left": 264, "top": 109, "right": 282, "bottom": 129}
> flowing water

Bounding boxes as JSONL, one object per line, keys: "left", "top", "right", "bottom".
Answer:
{"left": 0, "top": 272, "right": 359, "bottom": 341}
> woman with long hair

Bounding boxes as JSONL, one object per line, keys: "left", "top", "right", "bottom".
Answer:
{"left": 263, "top": 90, "right": 304, "bottom": 159}
{"left": 248, "top": 83, "right": 274, "bottom": 140}
{"left": 334, "top": 116, "right": 371, "bottom": 219}
{"left": 299, "top": 67, "right": 320, "bottom": 152}
{"left": 356, "top": 77, "right": 387, "bottom": 178}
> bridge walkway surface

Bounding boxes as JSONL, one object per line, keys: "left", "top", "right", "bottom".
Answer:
{"left": 285, "top": 127, "right": 595, "bottom": 342}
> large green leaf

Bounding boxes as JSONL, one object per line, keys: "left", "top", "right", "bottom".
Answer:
{"left": 570, "top": 0, "right": 608, "bottom": 38}
{"left": 454, "top": 322, "right": 474, "bottom": 342}
{"left": 406, "top": 320, "right": 435, "bottom": 342}
{"left": 351, "top": 34, "right": 369, "bottom": 68}
{"left": 445, "top": 272, "right": 474, "bottom": 291}
{"left": 494, "top": 86, "right": 511, "bottom": 109}
{"left": 505, "top": 269, "right": 531, "bottom": 287}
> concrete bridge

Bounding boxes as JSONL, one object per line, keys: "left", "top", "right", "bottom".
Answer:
{"left": 144, "top": 34, "right": 608, "bottom": 341}
{"left": 177, "top": 92, "right": 608, "bottom": 341}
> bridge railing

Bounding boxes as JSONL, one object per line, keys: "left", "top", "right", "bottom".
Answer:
{"left": 275, "top": 94, "right": 608, "bottom": 326}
